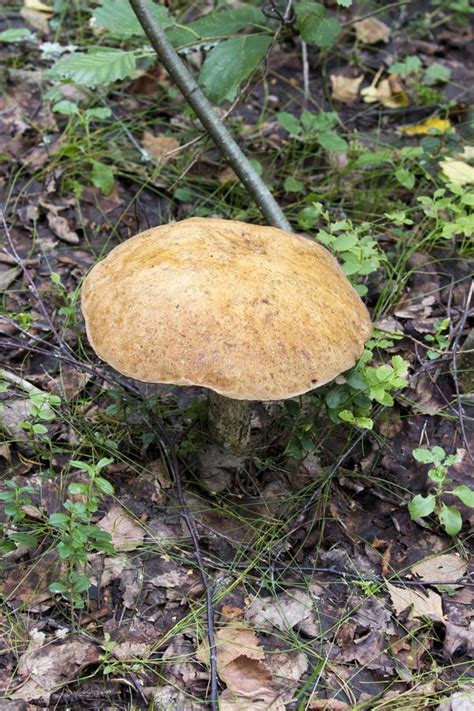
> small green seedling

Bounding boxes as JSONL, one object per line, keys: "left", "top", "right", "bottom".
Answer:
{"left": 277, "top": 111, "right": 348, "bottom": 153}
{"left": 424, "top": 318, "right": 450, "bottom": 360}
{"left": 409, "top": 447, "right": 474, "bottom": 536}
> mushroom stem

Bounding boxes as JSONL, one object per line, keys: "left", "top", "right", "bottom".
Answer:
{"left": 207, "top": 391, "right": 252, "bottom": 455}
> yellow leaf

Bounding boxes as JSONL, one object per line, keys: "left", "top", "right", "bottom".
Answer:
{"left": 354, "top": 17, "right": 391, "bottom": 44}
{"left": 401, "top": 117, "right": 452, "bottom": 136}
{"left": 440, "top": 158, "right": 474, "bottom": 186}
{"left": 361, "top": 75, "right": 409, "bottom": 108}
{"left": 23, "top": 0, "right": 53, "bottom": 12}
{"left": 330, "top": 74, "right": 364, "bottom": 104}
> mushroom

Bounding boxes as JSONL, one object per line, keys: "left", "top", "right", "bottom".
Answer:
{"left": 81, "top": 217, "right": 372, "bottom": 455}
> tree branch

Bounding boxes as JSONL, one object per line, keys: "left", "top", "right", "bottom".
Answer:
{"left": 129, "top": 0, "right": 291, "bottom": 232}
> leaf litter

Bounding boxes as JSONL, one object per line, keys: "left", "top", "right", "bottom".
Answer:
{"left": 1, "top": 0, "right": 473, "bottom": 708}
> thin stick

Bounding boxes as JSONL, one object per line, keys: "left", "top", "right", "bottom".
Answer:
{"left": 128, "top": 0, "right": 291, "bottom": 233}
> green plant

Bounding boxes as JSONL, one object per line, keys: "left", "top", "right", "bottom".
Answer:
{"left": 409, "top": 447, "right": 474, "bottom": 536}
{"left": 0, "top": 458, "right": 115, "bottom": 607}
{"left": 50, "top": 271, "right": 81, "bottom": 326}
{"left": 47, "top": 99, "right": 116, "bottom": 194}
{"left": 424, "top": 318, "right": 450, "bottom": 360}
{"left": 19, "top": 390, "right": 61, "bottom": 437}
{"left": 277, "top": 111, "right": 348, "bottom": 153}
{"left": 418, "top": 184, "right": 474, "bottom": 248}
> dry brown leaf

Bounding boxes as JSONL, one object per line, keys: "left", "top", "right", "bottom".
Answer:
{"left": 0, "top": 267, "right": 20, "bottom": 292}
{"left": 309, "top": 699, "right": 350, "bottom": 710}
{"left": 220, "top": 655, "right": 273, "bottom": 697}
{"left": 220, "top": 690, "right": 285, "bottom": 710}
{"left": 245, "top": 588, "right": 317, "bottom": 633}
{"left": 20, "top": 7, "right": 50, "bottom": 33}
{"left": 354, "top": 17, "right": 390, "bottom": 44}
{"left": 46, "top": 212, "right": 79, "bottom": 244}
{"left": 98, "top": 505, "right": 144, "bottom": 552}
{"left": 385, "top": 580, "right": 444, "bottom": 621}
{"left": 411, "top": 554, "right": 467, "bottom": 584}
{"left": 330, "top": 74, "right": 364, "bottom": 104}
{"left": 218, "top": 166, "right": 239, "bottom": 184}
{"left": 11, "top": 636, "right": 100, "bottom": 702}
{"left": 142, "top": 131, "right": 180, "bottom": 164}
{"left": 196, "top": 622, "right": 264, "bottom": 669}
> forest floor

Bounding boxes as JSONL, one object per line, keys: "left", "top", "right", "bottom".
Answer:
{"left": 0, "top": 0, "right": 473, "bottom": 709}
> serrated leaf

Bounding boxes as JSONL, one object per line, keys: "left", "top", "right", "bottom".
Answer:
{"left": 168, "top": 6, "right": 265, "bottom": 47}
{"left": 408, "top": 494, "right": 436, "bottom": 519}
{"left": 317, "top": 130, "right": 347, "bottom": 152}
{"left": 452, "top": 485, "right": 474, "bottom": 508}
{"left": 92, "top": 0, "right": 171, "bottom": 38}
{"left": 199, "top": 34, "right": 272, "bottom": 103}
{"left": 439, "top": 504, "right": 462, "bottom": 536}
{"left": 51, "top": 49, "right": 136, "bottom": 87}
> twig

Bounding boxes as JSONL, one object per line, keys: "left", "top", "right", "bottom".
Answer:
{"left": 128, "top": 0, "right": 291, "bottom": 232}
{"left": 301, "top": 40, "right": 310, "bottom": 111}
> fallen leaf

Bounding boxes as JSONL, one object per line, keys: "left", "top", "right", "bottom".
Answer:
{"left": 443, "top": 622, "right": 474, "bottom": 658}
{"left": 401, "top": 117, "right": 452, "bottom": 136}
{"left": 385, "top": 580, "right": 444, "bottom": 621}
{"left": 0, "top": 267, "right": 20, "bottom": 291}
{"left": 20, "top": 7, "right": 50, "bottom": 33}
{"left": 218, "top": 166, "right": 239, "bottom": 184}
{"left": 330, "top": 74, "right": 364, "bottom": 104}
{"left": 309, "top": 699, "right": 350, "bottom": 710}
{"left": 437, "top": 690, "right": 474, "bottom": 711}
{"left": 354, "top": 17, "right": 390, "bottom": 44}
{"left": 142, "top": 131, "right": 180, "bottom": 164}
{"left": 98, "top": 505, "right": 144, "bottom": 552}
{"left": 440, "top": 158, "right": 474, "bottom": 186}
{"left": 11, "top": 635, "right": 100, "bottom": 702}
{"left": 220, "top": 690, "right": 285, "bottom": 710}
{"left": 23, "top": 0, "right": 54, "bottom": 11}
{"left": 197, "top": 622, "right": 275, "bottom": 700}
{"left": 245, "top": 588, "right": 317, "bottom": 633}
{"left": 411, "top": 553, "right": 467, "bottom": 584}
{"left": 362, "top": 74, "right": 409, "bottom": 108}
{"left": 46, "top": 212, "right": 79, "bottom": 244}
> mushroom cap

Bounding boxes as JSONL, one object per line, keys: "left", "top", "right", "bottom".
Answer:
{"left": 81, "top": 218, "right": 372, "bottom": 400}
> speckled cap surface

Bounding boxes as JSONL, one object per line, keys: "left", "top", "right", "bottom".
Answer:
{"left": 81, "top": 217, "right": 372, "bottom": 400}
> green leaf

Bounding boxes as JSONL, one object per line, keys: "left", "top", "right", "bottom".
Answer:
{"left": 91, "top": 161, "right": 115, "bottom": 195}
{"left": 337, "top": 0, "right": 352, "bottom": 5}
{"left": 68, "top": 482, "right": 89, "bottom": 495}
{"left": 452, "top": 485, "right": 474, "bottom": 508}
{"left": 389, "top": 55, "right": 422, "bottom": 75}
{"left": 277, "top": 111, "right": 301, "bottom": 135}
{"left": 355, "top": 151, "right": 392, "bottom": 167}
{"left": 298, "top": 205, "right": 322, "bottom": 230}
{"left": 284, "top": 176, "right": 305, "bottom": 193}
{"left": 332, "top": 233, "right": 358, "bottom": 251}
{"left": 424, "top": 63, "right": 451, "bottom": 85}
{"left": 408, "top": 494, "right": 436, "bottom": 519}
{"left": 317, "top": 131, "right": 347, "bottom": 152}
{"left": 94, "top": 476, "right": 115, "bottom": 496}
{"left": 49, "top": 512, "right": 69, "bottom": 529}
{"left": 49, "top": 582, "right": 68, "bottom": 594}
{"left": 395, "top": 167, "right": 415, "bottom": 190}
{"left": 168, "top": 6, "right": 266, "bottom": 47}
{"left": 51, "top": 49, "right": 137, "bottom": 87}
{"left": 0, "top": 28, "right": 34, "bottom": 42}
{"left": 92, "top": 0, "right": 172, "bottom": 38}
{"left": 413, "top": 447, "right": 436, "bottom": 464}
{"left": 439, "top": 504, "right": 462, "bottom": 536}
{"left": 52, "top": 99, "right": 80, "bottom": 116}
{"left": 85, "top": 107, "right": 112, "bottom": 120}
{"left": 295, "top": 3, "right": 341, "bottom": 49}
{"left": 9, "top": 531, "right": 39, "bottom": 548}
{"left": 199, "top": 34, "right": 272, "bottom": 103}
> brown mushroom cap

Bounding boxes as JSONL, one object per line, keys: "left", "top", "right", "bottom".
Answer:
{"left": 81, "top": 218, "right": 372, "bottom": 400}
